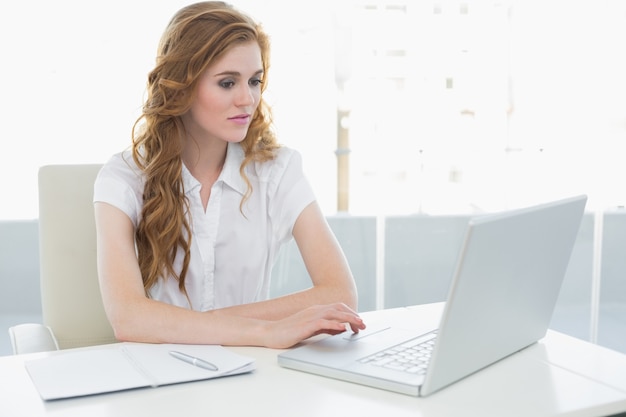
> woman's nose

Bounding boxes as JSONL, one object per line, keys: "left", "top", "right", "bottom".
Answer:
{"left": 236, "top": 85, "right": 255, "bottom": 106}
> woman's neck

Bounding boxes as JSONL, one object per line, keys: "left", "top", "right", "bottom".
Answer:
{"left": 182, "top": 139, "right": 228, "bottom": 194}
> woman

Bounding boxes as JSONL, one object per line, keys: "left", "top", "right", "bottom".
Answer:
{"left": 93, "top": 1, "right": 365, "bottom": 349}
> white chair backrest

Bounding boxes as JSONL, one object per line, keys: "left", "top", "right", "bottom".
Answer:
{"left": 38, "top": 164, "right": 116, "bottom": 349}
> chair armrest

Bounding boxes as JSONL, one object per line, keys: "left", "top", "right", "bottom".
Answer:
{"left": 8, "top": 323, "right": 60, "bottom": 355}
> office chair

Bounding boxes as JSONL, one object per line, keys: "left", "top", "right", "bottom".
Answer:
{"left": 8, "top": 164, "right": 117, "bottom": 354}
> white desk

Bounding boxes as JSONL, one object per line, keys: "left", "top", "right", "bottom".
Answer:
{"left": 2, "top": 303, "right": 626, "bottom": 417}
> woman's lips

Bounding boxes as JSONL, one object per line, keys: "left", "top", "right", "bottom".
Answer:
{"left": 229, "top": 114, "right": 250, "bottom": 125}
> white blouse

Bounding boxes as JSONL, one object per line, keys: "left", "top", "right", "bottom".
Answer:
{"left": 93, "top": 142, "right": 315, "bottom": 311}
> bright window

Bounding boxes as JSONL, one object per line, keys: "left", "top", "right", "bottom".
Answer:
{"left": 1, "top": 0, "right": 625, "bottom": 219}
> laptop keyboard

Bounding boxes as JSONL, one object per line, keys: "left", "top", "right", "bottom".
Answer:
{"left": 358, "top": 331, "right": 438, "bottom": 375}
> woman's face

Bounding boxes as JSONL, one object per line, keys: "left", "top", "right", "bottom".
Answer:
{"left": 182, "top": 41, "right": 263, "bottom": 144}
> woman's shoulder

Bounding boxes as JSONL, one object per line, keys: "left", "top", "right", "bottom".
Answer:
{"left": 252, "top": 145, "right": 302, "bottom": 178}
{"left": 273, "top": 145, "right": 299, "bottom": 160}
{"left": 97, "top": 150, "right": 144, "bottom": 189}
{"left": 93, "top": 151, "right": 145, "bottom": 226}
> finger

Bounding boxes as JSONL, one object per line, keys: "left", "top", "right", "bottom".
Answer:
{"left": 323, "top": 305, "right": 365, "bottom": 333}
{"left": 319, "top": 305, "right": 363, "bottom": 324}
{"left": 347, "top": 320, "right": 366, "bottom": 333}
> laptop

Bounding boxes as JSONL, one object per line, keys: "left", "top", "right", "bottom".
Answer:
{"left": 278, "top": 195, "right": 587, "bottom": 396}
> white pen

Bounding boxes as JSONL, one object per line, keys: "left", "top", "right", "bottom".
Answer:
{"left": 169, "top": 350, "right": 219, "bottom": 371}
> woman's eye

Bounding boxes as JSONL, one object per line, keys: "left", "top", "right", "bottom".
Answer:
{"left": 219, "top": 80, "right": 235, "bottom": 89}
{"left": 249, "top": 78, "right": 263, "bottom": 87}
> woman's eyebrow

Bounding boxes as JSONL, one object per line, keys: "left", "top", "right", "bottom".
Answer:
{"left": 213, "top": 69, "right": 264, "bottom": 77}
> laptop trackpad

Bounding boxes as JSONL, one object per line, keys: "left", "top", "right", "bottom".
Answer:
{"left": 342, "top": 325, "right": 394, "bottom": 342}
{"left": 332, "top": 325, "right": 424, "bottom": 353}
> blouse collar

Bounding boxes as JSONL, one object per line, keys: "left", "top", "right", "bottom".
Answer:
{"left": 181, "top": 142, "right": 247, "bottom": 196}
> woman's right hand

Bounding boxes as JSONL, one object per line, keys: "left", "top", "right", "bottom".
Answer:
{"left": 262, "top": 303, "right": 366, "bottom": 349}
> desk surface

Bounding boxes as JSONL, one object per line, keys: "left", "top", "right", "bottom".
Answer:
{"left": 2, "top": 303, "right": 626, "bottom": 417}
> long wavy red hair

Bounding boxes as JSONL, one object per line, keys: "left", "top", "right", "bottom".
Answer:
{"left": 131, "top": 1, "right": 279, "bottom": 299}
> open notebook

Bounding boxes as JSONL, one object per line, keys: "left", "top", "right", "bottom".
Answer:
{"left": 278, "top": 195, "right": 587, "bottom": 396}
{"left": 26, "top": 343, "right": 255, "bottom": 400}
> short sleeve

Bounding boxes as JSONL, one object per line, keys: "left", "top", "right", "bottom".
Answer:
{"left": 264, "top": 148, "right": 316, "bottom": 241}
{"left": 93, "top": 152, "right": 144, "bottom": 227}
